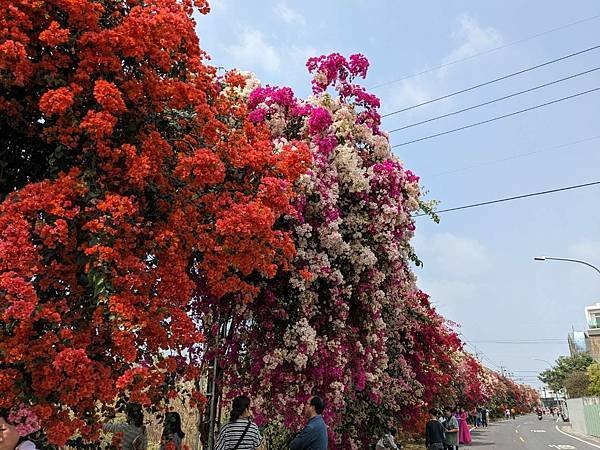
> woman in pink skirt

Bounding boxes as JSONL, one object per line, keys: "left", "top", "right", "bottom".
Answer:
{"left": 457, "top": 407, "right": 472, "bottom": 445}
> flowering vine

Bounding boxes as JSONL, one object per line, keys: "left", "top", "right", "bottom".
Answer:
{"left": 0, "top": 0, "right": 309, "bottom": 446}
{"left": 0, "top": 2, "right": 538, "bottom": 447}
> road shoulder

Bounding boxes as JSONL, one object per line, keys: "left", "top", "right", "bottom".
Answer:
{"left": 556, "top": 424, "right": 600, "bottom": 448}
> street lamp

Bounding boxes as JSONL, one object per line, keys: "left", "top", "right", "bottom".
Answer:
{"left": 534, "top": 256, "right": 600, "bottom": 276}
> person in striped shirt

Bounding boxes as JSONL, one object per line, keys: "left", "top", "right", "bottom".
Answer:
{"left": 215, "top": 396, "right": 264, "bottom": 450}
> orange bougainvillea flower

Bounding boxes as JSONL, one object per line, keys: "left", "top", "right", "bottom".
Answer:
{"left": 39, "top": 87, "right": 75, "bottom": 116}
{"left": 0, "top": 0, "right": 308, "bottom": 446}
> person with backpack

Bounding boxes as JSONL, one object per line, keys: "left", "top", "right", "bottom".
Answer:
{"left": 103, "top": 403, "right": 147, "bottom": 450}
{"left": 159, "top": 412, "right": 185, "bottom": 450}
{"left": 215, "top": 396, "right": 264, "bottom": 450}
{"left": 425, "top": 409, "right": 445, "bottom": 450}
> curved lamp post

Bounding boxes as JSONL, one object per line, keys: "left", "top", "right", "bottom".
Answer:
{"left": 533, "top": 257, "right": 599, "bottom": 409}
{"left": 534, "top": 256, "right": 600, "bottom": 276}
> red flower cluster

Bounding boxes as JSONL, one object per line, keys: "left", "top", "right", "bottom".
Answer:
{"left": 0, "top": 0, "right": 309, "bottom": 446}
{"left": 39, "top": 87, "right": 75, "bottom": 116}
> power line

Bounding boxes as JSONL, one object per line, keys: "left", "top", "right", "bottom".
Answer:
{"left": 414, "top": 180, "right": 600, "bottom": 217}
{"left": 371, "top": 13, "right": 600, "bottom": 90}
{"left": 382, "top": 43, "right": 600, "bottom": 118}
{"left": 513, "top": 371, "right": 543, "bottom": 373}
{"left": 430, "top": 135, "right": 600, "bottom": 178}
{"left": 388, "top": 66, "right": 600, "bottom": 133}
{"left": 459, "top": 332, "right": 504, "bottom": 370}
{"left": 469, "top": 341, "right": 564, "bottom": 345}
{"left": 392, "top": 86, "right": 600, "bottom": 148}
{"left": 470, "top": 339, "right": 564, "bottom": 343}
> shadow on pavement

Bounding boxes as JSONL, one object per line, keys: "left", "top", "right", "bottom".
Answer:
{"left": 469, "top": 428, "right": 495, "bottom": 447}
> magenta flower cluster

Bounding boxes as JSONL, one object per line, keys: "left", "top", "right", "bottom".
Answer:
{"left": 8, "top": 404, "right": 41, "bottom": 437}
{"left": 218, "top": 54, "right": 434, "bottom": 449}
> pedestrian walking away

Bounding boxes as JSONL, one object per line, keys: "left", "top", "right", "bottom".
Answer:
{"left": 160, "top": 412, "right": 185, "bottom": 450}
{"left": 215, "top": 396, "right": 264, "bottom": 450}
{"left": 425, "top": 409, "right": 445, "bottom": 450}
{"left": 442, "top": 407, "right": 459, "bottom": 450}
{"left": 289, "top": 396, "right": 328, "bottom": 450}
{"left": 481, "top": 408, "right": 489, "bottom": 428}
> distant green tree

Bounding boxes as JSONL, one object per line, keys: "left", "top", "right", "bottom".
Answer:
{"left": 563, "top": 371, "right": 590, "bottom": 398}
{"left": 587, "top": 363, "right": 600, "bottom": 396}
{"left": 539, "top": 353, "right": 594, "bottom": 392}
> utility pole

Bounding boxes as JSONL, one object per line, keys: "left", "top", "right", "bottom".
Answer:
{"left": 542, "top": 386, "right": 548, "bottom": 407}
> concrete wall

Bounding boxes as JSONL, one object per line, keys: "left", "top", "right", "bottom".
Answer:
{"left": 567, "top": 398, "right": 587, "bottom": 435}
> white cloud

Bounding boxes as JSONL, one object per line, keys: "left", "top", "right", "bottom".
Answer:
{"left": 208, "top": 0, "right": 228, "bottom": 11}
{"left": 275, "top": 3, "right": 305, "bottom": 25}
{"left": 386, "top": 14, "right": 502, "bottom": 112}
{"left": 225, "top": 29, "right": 282, "bottom": 73}
{"left": 289, "top": 44, "right": 318, "bottom": 64}
{"left": 440, "top": 14, "right": 502, "bottom": 76}
{"left": 389, "top": 78, "right": 434, "bottom": 110}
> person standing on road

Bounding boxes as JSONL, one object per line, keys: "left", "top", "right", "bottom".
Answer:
{"left": 443, "top": 407, "right": 459, "bottom": 450}
{"left": 425, "top": 409, "right": 445, "bottom": 450}
{"left": 476, "top": 408, "right": 482, "bottom": 428}
{"left": 457, "top": 407, "right": 471, "bottom": 445}
{"left": 289, "top": 396, "right": 328, "bottom": 450}
{"left": 481, "top": 408, "right": 488, "bottom": 428}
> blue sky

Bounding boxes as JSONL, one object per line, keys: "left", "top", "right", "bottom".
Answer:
{"left": 195, "top": 1, "right": 600, "bottom": 389}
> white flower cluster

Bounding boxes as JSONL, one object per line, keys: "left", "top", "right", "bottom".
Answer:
{"left": 282, "top": 318, "right": 318, "bottom": 370}
{"left": 226, "top": 70, "right": 261, "bottom": 98}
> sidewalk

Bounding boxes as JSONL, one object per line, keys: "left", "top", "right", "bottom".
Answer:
{"left": 557, "top": 423, "right": 600, "bottom": 447}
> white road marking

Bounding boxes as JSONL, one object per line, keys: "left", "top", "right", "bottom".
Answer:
{"left": 548, "top": 445, "right": 576, "bottom": 449}
{"left": 532, "top": 430, "right": 547, "bottom": 433}
{"left": 555, "top": 425, "right": 600, "bottom": 449}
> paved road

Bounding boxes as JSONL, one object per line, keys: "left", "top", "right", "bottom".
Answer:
{"left": 468, "top": 415, "right": 600, "bottom": 449}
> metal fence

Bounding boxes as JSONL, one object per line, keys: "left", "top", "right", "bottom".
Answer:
{"left": 583, "top": 397, "right": 600, "bottom": 437}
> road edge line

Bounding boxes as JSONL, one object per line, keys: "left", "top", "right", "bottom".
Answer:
{"left": 555, "top": 425, "right": 600, "bottom": 449}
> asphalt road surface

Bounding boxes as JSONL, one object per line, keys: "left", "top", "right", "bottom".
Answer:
{"left": 468, "top": 415, "right": 600, "bottom": 449}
